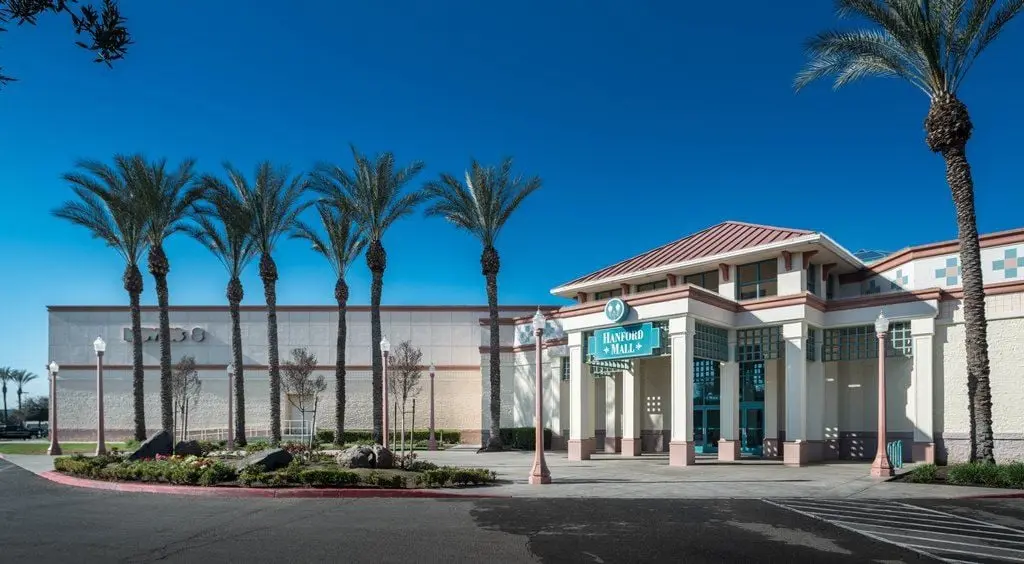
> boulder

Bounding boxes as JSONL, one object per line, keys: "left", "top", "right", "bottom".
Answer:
{"left": 128, "top": 430, "right": 173, "bottom": 461}
{"left": 173, "top": 440, "right": 203, "bottom": 457}
{"left": 336, "top": 445, "right": 393, "bottom": 469}
{"left": 238, "top": 448, "right": 293, "bottom": 472}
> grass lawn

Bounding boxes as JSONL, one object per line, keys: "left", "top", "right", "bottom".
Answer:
{"left": 0, "top": 442, "right": 126, "bottom": 455}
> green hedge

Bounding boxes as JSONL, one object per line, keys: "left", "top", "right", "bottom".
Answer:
{"left": 947, "top": 462, "right": 1024, "bottom": 488}
{"left": 55, "top": 454, "right": 237, "bottom": 486}
{"left": 315, "top": 429, "right": 462, "bottom": 446}
{"left": 498, "top": 427, "right": 552, "bottom": 450}
{"left": 905, "top": 463, "right": 939, "bottom": 483}
{"left": 419, "top": 467, "right": 497, "bottom": 488}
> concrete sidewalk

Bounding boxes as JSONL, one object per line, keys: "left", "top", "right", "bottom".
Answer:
{"left": 4, "top": 449, "right": 1012, "bottom": 499}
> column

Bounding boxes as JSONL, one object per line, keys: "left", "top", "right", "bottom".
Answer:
{"left": 547, "top": 356, "right": 564, "bottom": 450}
{"left": 604, "top": 374, "right": 621, "bottom": 452}
{"left": 783, "top": 321, "right": 810, "bottom": 467}
{"left": 823, "top": 360, "right": 840, "bottom": 459}
{"left": 718, "top": 330, "right": 741, "bottom": 461}
{"left": 669, "top": 316, "right": 696, "bottom": 466}
{"left": 621, "top": 361, "right": 642, "bottom": 456}
{"left": 806, "top": 331, "right": 825, "bottom": 462}
{"left": 568, "top": 332, "right": 593, "bottom": 461}
{"left": 911, "top": 318, "right": 936, "bottom": 463}
{"left": 585, "top": 365, "right": 596, "bottom": 454}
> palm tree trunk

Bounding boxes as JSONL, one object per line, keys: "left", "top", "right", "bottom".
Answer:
{"left": 17, "top": 389, "right": 23, "bottom": 411}
{"left": 1, "top": 385, "right": 7, "bottom": 423}
{"left": 228, "top": 277, "right": 247, "bottom": 446}
{"left": 335, "top": 278, "right": 348, "bottom": 447}
{"left": 945, "top": 147, "right": 994, "bottom": 463}
{"left": 149, "top": 245, "right": 175, "bottom": 433}
{"left": 124, "top": 263, "right": 147, "bottom": 441}
{"left": 260, "top": 254, "right": 282, "bottom": 444}
{"left": 367, "top": 241, "right": 386, "bottom": 444}
{"left": 926, "top": 94, "right": 994, "bottom": 464}
{"left": 482, "top": 245, "right": 503, "bottom": 450}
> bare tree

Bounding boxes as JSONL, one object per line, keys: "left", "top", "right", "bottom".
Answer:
{"left": 387, "top": 341, "right": 423, "bottom": 455}
{"left": 171, "top": 355, "right": 201, "bottom": 442}
{"left": 282, "top": 348, "right": 326, "bottom": 444}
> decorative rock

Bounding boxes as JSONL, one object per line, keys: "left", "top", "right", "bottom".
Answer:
{"left": 336, "top": 445, "right": 393, "bottom": 469}
{"left": 238, "top": 448, "right": 293, "bottom": 472}
{"left": 173, "top": 440, "right": 203, "bottom": 456}
{"left": 128, "top": 430, "right": 173, "bottom": 461}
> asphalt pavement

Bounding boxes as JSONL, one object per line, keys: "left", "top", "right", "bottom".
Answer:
{"left": 3, "top": 457, "right": 1021, "bottom": 563}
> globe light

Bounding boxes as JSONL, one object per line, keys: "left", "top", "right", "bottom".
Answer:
{"left": 532, "top": 308, "right": 545, "bottom": 332}
{"left": 381, "top": 335, "right": 391, "bottom": 354}
{"left": 93, "top": 336, "right": 106, "bottom": 354}
{"left": 874, "top": 310, "right": 889, "bottom": 335}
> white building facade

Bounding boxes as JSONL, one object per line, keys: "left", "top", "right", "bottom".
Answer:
{"left": 518, "top": 221, "right": 1024, "bottom": 466}
{"left": 47, "top": 304, "right": 548, "bottom": 443}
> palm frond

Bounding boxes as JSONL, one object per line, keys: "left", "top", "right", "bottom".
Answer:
{"left": 291, "top": 201, "right": 367, "bottom": 277}
{"left": 188, "top": 170, "right": 259, "bottom": 277}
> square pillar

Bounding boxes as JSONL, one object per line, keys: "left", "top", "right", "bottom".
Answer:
{"left": 806, "top": 333, "right": 825, "bottom": 463}
{"left": 911, "top": 318, "right": 936, "bottom": 463}
{"left": 547, "top": 355, "right": 564, "bottom": 450}
{"left": 823, "top": 361, "right": 840, "bottom": 459}
{"left": 718, "top": 331, "right": 741, "bottom": 462}
{"left": 568, "top": 335, "right": 594, "bottom": 461}
{"left": 621, "top": 361, "right": 642, "bottom": 456}
{"left": 604, "top": 374, "right": 622, "bottom": 452}
{"left": 669, "top": 316, "right": 696, "bottom": 466}
{"left": 783, "top": 321, "right": 810, "bottom": 467}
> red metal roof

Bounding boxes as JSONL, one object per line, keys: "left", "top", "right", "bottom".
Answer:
{"left": 559, "top": 221, "right": 814, "bottom": 288}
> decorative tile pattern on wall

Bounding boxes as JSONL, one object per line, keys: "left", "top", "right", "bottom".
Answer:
{"left": 890, "top": 268, "right": 910, "bottom": 291}
{"left": 864, "top": 278, "right": 882, "bottom": 294}
{"left": 992, "top": 248, "right": 1024, "bottom": 279}
{"left": 935, "top": 257, "right": 961, "bottom": 286}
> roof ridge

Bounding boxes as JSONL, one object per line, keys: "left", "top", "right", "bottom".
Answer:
{"left": 722, "top": 220, "right": 814, "bottom": 234}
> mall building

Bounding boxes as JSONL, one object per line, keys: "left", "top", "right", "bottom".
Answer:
{"left": 47, "top": 220, "right": 1024, "bottom": 465}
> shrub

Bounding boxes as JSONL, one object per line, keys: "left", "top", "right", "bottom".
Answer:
{"left": 197, "top": 441, "right": 221, "bottom": 456}
{"left": 420, "top": 466, "right": 496, "bottom": 488}
{"left": 316, "top": 430, "right": 335, "bottom": 444}
{"left": 123, "top": 439, "right": 141, "bottom": 451}
{"left": 906, "top": 463, "right": 938, "bottom": 484}
{"left": 947, "top": 462, "right": 1005, "bottom": 487}
{"left": 363, "top": 471, "right": 406, "bottom": 488}
{"left": 244, "top": 440, "right": 271, "bottom": 454}
{"left": 498, "top": 427, "right": 552, "bottom": 450}
{"left": 238, "top": 466, "right": 267, "bottom": 487}
{"left": 999, "top": 463, "right": 1024, "bottom": 489}
{"left": 394, "top": 452, "right": 438, "bottom": 472}
{"left": 198, "top": 462, "right": 236, "bottom": 486}
{"left": 298, "top": 468, "right": 359, "bottom": 487}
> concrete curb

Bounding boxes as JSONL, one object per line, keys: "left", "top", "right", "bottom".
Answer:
{"left": 39, "top": 471, "right": 507, "bottom": 499}
{"left": 959, "top": 491, "right": 1024, "bottom": 499}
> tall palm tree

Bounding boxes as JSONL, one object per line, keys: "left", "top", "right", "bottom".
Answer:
{"left": 0, "top": 368, "right": 11, "bottom": 422}
{"left": 54, "top": 159, "right": 150, "bottom": 440}
{"left": 132, "top": 155, "right": 201, "bottom": 433}
{"left": 310, "top": 146, "right": 427, "bottom": 444}
{"left": 236, "top": 162, "right": 309, "bottom": 444}
{"left": 188, "top": 170, "right": 258, "bottom": 446}
{"left": 424, "top": 158, "right": 542, "bottom": 450}
{"left": 292, "top": 201, "right": 367, "bottom": 447}
{"left": 12, "top": 370, "right": 38, "bottom": 411}
{"left": 796, "top": 0, "right": 1023, "bottom": 464}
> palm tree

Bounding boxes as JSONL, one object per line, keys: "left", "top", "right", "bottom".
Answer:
{"left": 132, "top": 155, "right": 201, "bottom": 433}
{"left": 424, "top": 158, "right": 542, "bottom": 450}
{"left": 235, "top": 162, "right": 309, "bottom": 444}
{"left": 12, "top": 370, "right": 38, "bottom": 411}
{"left": 54, "top": 160, "right": 150, "bottom": 440}
{"left": 188, "top": 170, "right": 259, "bottom": 446}
{"left": 292, "top": 201, "right": 367, "bottom": 447}
{"left": 310, "top": 146, "right": 427, "bottom": 444}
{"left": 0, "top": 368, "right": 11, "bottom": 423}
{"left": 796, "top": 0, "right": 1024, "bottom": 464}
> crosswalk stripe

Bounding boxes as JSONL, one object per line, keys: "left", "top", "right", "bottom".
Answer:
{"left": 764, "top": 498, "right": 1024, "bottom": 563}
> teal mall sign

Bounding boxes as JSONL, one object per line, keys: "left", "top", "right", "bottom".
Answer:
{"left": 588, "top": 322, "right": 661, "bottom": 361}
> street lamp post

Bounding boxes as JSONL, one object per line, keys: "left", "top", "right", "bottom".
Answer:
{"left": 528, "top": 309, "right": 552, "bottom": 485}
{"left": 871, "top": 310, "right": 895, "bottom": 478}
{"left": 381, "top": 336, "right": 391, "bottom": 449}
{"left": 226, "top": 362, "right": 235, "bottom": 451}
{"left": 47, "top": 361, "right": 61, "bottom": 456}
{"left": 428, "top": 363, "right": 437, "bottom": 451}
{"left": 93, "top": 336, "right": 107, "bottom": 456}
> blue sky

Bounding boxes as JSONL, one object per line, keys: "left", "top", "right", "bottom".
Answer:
{"left": 3, "top": 1, "right": 1024, "bottom": 398}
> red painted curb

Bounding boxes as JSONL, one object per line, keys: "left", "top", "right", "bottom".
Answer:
{"left": 959, "top": 491, "right": 1024, "bottom": 499}
{"left": 39, "top": 471, "right": 506, "bottom": 499}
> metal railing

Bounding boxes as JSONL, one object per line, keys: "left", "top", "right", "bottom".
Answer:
{"left": 887, "top": 440, "right": 904, "bottom": 469}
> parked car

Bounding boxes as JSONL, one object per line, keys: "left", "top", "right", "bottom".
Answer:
{"left": 0, "top": 425, "right": 32, "bottom": 440}
{"left": 28, "top": 426, "right": 48, "bottom": 439}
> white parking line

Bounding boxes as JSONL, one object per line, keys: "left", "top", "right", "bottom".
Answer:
{"left": 765, "top": 498, "right": 1024, "bottom": 563}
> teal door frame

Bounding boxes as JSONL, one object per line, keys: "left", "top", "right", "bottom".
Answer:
{"left": 739, "top": 360, "right": 766, "bottom": 457}
{"left": 693, "top": 406, "right": 720, "bottom": 454}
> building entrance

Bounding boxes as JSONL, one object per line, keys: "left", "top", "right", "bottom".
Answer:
{"left": 693, "top": 358, "right": 720, "bottom": 453}
{"left": 739, "top": 361, "right": 765, "bottom": 456}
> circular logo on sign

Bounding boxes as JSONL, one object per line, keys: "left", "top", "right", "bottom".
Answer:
{"left": 604, "top": 297, "right": 629, "bottom": 323}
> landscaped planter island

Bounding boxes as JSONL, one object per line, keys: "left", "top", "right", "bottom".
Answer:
{"left": 53, "top": 440, "right": 497, "bottom": 491}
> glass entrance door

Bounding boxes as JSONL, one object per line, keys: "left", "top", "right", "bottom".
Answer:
{"left": 739, "top": 359, "right": 765, "bottom": 456}
{"left": 694, "top": 407, "right": 720, "bottom": 453}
